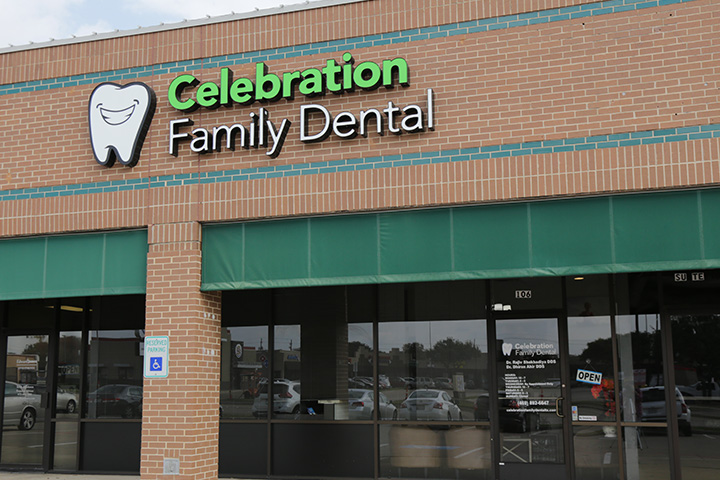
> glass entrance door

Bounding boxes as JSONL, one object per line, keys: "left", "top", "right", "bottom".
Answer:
{"left": 1, "top": 334, "right": 51, "bottom": 467}
{"left": 494, "top": 316, "right": 570, "bottom": 480}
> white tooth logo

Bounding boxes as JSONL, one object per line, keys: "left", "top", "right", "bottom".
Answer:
{"left": 501, "top": 342, "right": 513, "bottom": 356}
{"left": 89, "top": 82, "right": 156, "bottom": 167}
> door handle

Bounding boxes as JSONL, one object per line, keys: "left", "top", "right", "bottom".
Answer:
{"left": 555, "top": 397, "right": 564, "bottom": 418}
{"left": 40, "top": 392, "right": 50, "bottom": 409}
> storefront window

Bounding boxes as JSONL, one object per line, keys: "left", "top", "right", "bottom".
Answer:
{"left": 573, "top": 426, "right": 621, "bottom": 480}
{"left": 270, "top": 286, "right": 374, "bottom": 421}
{"left": 53, "top": 299, "right": 84, "bottom": 470}
{"left": 567, "top": 275, "right": 616, "bottom": 423}
{"left": 380, "top": 424, "right": 492, "bottom": 479}
{"left": 616, "top": 273, "right": 670, "bottom": 480}
{"left": 671, "top": 313, "right": 720, "bottom": 480}
{"left": 378, "top": 281, "right": 488, "bottom": 425}
{"left": 85, "top": 296, "right": 144, "bottom": 420}
{"left": 220, "top": 290, "right": 270, "bottom": 420}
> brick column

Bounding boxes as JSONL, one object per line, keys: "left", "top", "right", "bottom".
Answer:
{"left": 142, "top": 221, "right": 221, "bottom": 480}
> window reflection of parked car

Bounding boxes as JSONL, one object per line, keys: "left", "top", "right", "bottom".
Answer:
{"left": 399, "top": 389, "right": 462, "bottom": 421}
{"left": 4, "top": 382, "right": 41, "bottom": 430}
{"left": 434, "top": 377, "right": 453, "bottom": 390}
{"left": 406, "top": 377, "right": 435, "bottom": 389}
{"left": 640, "top": 386, "right": 692, "bottom": 436}
{"left": 29, "top": 385, "right": 78, "bottom": 413}
{"left": 251, "top": 380, "right": 301, "bottom": 417}
{"left": 86, "top": 384, "right": 143, "bottom": 418}
{"left": 416, "top": 377, "right": 435, "bottom": 388}
{"left": 352, "top": 377, "right": 374, "bottom": 389}
{"left": 677, "top": 380, "right": 720, "bottom": 398}
{"left": 56, "top": 387, "right": 78, "bottom": 413}
{"left": 378, "top": 375, "right": 391, "bottom": 389}
{"left": 348, "top": 389, "right": 397, "bottom": 420}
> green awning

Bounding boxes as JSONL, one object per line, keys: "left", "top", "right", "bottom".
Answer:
{"left": 0, "top": 230, "right": 147, "bottom": 300}
{"left": 201, "top": 188, "right": 720, "bottom": 290}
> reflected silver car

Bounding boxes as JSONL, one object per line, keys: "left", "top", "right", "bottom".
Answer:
{"left": 3, "top": 382, "right": 41, "bottom": 430}
{"left": 56, "top": 387, "right": 78, "bottom": 413}
{"left": 252, "top": 380, "right": 301, "bottom": 417}
{"left": 640, "top": 386, "right": 692, "bottom": 436}
{"left": 348, "top": 389, "right": 397, "bottom": 420}
{"left": 27, "top": 384, "right": 78, "bottom": 414}
{"left": 399, "top": 389, "right": 462, "bottom": 421}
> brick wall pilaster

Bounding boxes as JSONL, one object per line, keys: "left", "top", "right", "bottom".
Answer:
{"left": 142, "top": 221, "right": 221, "bottom": 480}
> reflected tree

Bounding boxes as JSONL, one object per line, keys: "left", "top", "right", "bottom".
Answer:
{"left": 430, "top": 338, "right": 482, "bottom": 369}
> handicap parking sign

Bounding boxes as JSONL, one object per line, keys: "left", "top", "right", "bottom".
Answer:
{"left": 150, "top": 357, "right": 163, "bottom": 371}
{"left": 144, "top": 336, "right": 169, "bottom": 378}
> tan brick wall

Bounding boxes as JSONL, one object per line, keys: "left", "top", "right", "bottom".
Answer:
{"left": 0, "top": 3, "right": 719, "bottom": 477}
{"left": 144, "top": 221, "right": 221, "bottom": 480}
{"left": 0, "top": 0, "right": 593, "bottom": 85}
{"left": 2, "top": 0, "right": 720, "bottom": 239}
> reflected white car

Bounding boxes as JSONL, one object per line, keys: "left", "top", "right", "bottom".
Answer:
{"left": 348, "top": 389, "right": 397, "bottom": 420}
{"left": 640, "top": 386, "right": 692, "bottom": 436}
{"left": 252, "top": 380, "right": 301, "bottom": 417}
{"left": 3, "top": 382, "right": 41, "bottom": 430}
{"left": 29, "top": 384, "right": 78, "bottom": 414}
{"left": 56, "top": 387, "right": 78, "bottom": 413}
{"left": 677, "top": 381, "right": 720, "bottom": 398}
{"left": 399, "top": 389, "right": 462, "bottom": 421}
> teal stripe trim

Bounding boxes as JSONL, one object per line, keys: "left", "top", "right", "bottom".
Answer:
{"left": 2, "top": 122, "right": 718, "bottom": 202}
{"left": 0, "top": 0, "right": 697, "bottom": 95}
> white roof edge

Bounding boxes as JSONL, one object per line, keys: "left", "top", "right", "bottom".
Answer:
{"left": 0, "top": 0, "right": 370, "bottom": 55}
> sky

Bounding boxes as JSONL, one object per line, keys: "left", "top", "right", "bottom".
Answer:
{"left": 0, "top": 0, "right": 307, "bottom": 48}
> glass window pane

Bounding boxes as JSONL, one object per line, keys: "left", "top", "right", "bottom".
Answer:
{"left": 378, "top": 281, "right": 487, "bottom": 423}
{"left": 52, "top": 422, "right": 78, "bottom": 470}
{"left": 85, "top": 296, "right": 144, "bottom": 419}
{"left": 270, "top": 286, "right": 372, "bottom": 421}
{"left": 56, "top": 331, "right": 81, "bottom": 417}
{"left": 573, "top": 425, "right": 620, "bottom": 480}
{"left": 219, "top": 423, "right": 267, "bottom": 476}
{"left": 622, "top": 426, "right": 671, "bottom": 480}
{"left": 80, "top": 422, "right": 141, "bottom": 472}
{"left": 492, "top": 277, "right": 562, "bottom": 311}
{"left": 6, "top": 299, "right": 55, "bottom": 330}
{"left": 220, "top": 288, "right": 271, "bottom": 420}
{"left": 272, "top": 423, "right": 373, "bottom": 477}
{"left": 615, "top": 314, "right": 664, "bottom": 423}
{"left": 2, "top": 334, "right": 49, "bottom": 465}
{"left": 568, "top": 316, "right": 615, "bottom": 422}
{"left": 671, "top": 313, "right": 720, "bottom": 480}
{"left": 380, "top": 425, "right": 492, "bottom": 479}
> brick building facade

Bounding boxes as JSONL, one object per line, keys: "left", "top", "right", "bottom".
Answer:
{"left": 1, "top": 1, "right": 720, "bottom": 479}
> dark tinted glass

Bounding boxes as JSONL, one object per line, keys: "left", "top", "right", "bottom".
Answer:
{"left": 378, "top": 281, "right": 487, "bottom": 423}
{"left": 220, "top": 290, "right": 270, "bottom": 420}
{"left": 272, "top": 423, "right": 373, "bottom": 477}
{"left": 219, "top": 423, "right": 267, "bottom": 476}
{"left": 380, "top": 424, "right": 492, "bottom": 479}
{"left": 491, "top": 277, "right": 562, "bottom": 311}
{"left": 6, "top": 299, "right": 55, "bottom": 329}
{"left": 671, "top": 312, "right": 720, "bottom": 479}
{"left": 80, "top": 422, "right": 141, "bottom": 472}
{"left": 85, "top": 295, "right": 144, "bottom": 419}
{"left": 272, "top": 286, "right": 373, "bottom": 421}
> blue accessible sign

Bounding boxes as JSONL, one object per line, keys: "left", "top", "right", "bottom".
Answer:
{"left": 144, "top": 336, "right": 169, "bottom": 378}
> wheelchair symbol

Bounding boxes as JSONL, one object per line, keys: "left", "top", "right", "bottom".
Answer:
{"left": 150, "top": 357, "right": 163, "bottom": 371}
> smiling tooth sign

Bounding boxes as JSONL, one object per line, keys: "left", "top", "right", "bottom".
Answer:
{"left": 89, "top": 82, "right": 156, "bottom": 167}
